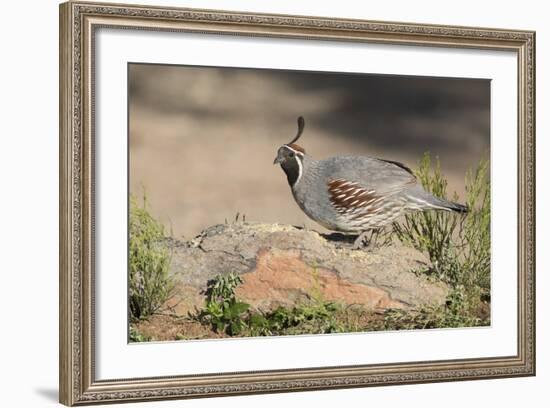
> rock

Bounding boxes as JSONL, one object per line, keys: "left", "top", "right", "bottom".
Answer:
{"left": 166, "top": 222, "right": 448, "bottom": 315}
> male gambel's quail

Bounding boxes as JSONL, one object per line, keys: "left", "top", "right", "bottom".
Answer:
{"left": 274, "top": 117, "right": 468, "bottom": 248}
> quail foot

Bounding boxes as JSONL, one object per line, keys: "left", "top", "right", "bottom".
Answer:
{"left": 274, "top": 117, "right": 468, "bottom": 249}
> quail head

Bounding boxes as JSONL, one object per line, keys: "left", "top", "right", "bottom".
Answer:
{"left": 274, "top": 116, "right": 468, "bottom": 248}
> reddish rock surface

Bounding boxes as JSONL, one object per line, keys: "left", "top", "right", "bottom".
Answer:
{"left": 165, "top": 222, "right": 448, "bottom": 316}
{"left": 236, "top": 248, "right": 405, "bottom": 311}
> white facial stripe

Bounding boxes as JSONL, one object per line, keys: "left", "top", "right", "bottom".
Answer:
{"left": 294, "top": 155, "right": 303, "bottom": 187}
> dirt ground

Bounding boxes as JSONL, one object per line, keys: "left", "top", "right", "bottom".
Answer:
{"left": 129, "top": 64, "right": 490, "bottom": 239}
{"left": 130, "top": 302, "right": 490, "bottom": 342}
{"left": 133, "top": 315, "right": 225, "bottom": 342}
{"left": 131, "top": 310, "right": 386, "bottom": 342}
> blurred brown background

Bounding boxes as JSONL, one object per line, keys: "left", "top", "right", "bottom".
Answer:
{"left": 129, "top": 64, "right": 490, "bottom": 239}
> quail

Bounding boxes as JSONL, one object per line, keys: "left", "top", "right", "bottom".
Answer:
{"left": 274, "top": 116, "right": 468, "bottom": 248}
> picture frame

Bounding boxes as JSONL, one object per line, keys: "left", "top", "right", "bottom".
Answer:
{"left": 59, "top": 1, "right": 536, "bottom": 405}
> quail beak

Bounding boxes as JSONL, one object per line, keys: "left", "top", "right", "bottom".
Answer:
{"left": 273, "top": 153, "right": 284, "bottom": 165}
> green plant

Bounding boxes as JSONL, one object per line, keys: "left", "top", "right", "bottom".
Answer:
{"left": 461, "top": 160, "right": 491, "bottom": 292}
{"left": 393, "top": 153, "right": 461, "bottom": 280}
{"left": 198, "top": 272, "right": 347, "bottom": 337}
{"left": 262, "top": 301, "right": 346, "bottom": 335}
{"left": 376, "top": 287, "right": 489, "bottom": 331}
{"left": 391, "top": 153, "right": 490, "bottom": 328}
{"left": 393, "top": 153, "right": 490, "bottom": 294}
{"left": 200, "top": 273, "right": 251, "bottom": 335}
{"left": 129, "top": 194, "right": 174, "bottom": 321}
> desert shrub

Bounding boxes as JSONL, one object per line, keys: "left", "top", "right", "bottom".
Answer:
{"left": 129, "top": 194, "right": 174, "bottom": 321}
{"left": 393, "top": 153, "right": 461, "bottom": 280}
{"left": 393, "top": 153, "right": 490, "bottom": 293}
{"left": 392, "top": 153, "right": 490, "bottom": 324}
{"left": 461, "top": 161, "right": 491, "bottom": 292}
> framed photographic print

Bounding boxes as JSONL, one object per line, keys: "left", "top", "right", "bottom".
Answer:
{"left": 59, "top": 1, "right": 536, "bottom": 405}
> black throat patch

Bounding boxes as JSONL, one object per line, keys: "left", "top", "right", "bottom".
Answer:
{"left": 280, "top": 155, "right": 302, "bottom": 187}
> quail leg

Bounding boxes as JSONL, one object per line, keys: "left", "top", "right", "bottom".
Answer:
{"left": 352, "top": 229, "right": 387, "bottom": 250}
{"left": 352, "top": 230, "right": 371, "bottom": 250}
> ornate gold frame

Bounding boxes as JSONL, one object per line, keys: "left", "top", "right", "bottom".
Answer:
{"left": 59, "top": 1, "right": 536, "bottom": 405}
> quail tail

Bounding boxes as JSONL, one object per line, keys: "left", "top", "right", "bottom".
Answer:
{"left": 407, "top": 188, "right": 469, "bottom": 213}
{"left": 436, "top": 198, "right": 469, "bottom": 213}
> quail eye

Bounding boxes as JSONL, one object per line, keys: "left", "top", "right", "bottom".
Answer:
{"left": 288, "top": 152, "right": 295, "bottom": 158}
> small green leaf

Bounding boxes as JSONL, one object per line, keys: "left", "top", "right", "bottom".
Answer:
{"left": 232, "top": 302, "right": 250, "bottom": 314}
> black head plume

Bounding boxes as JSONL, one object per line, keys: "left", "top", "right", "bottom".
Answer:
{"left": 287, "top": 116, "right": 305, "bottom": 145}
